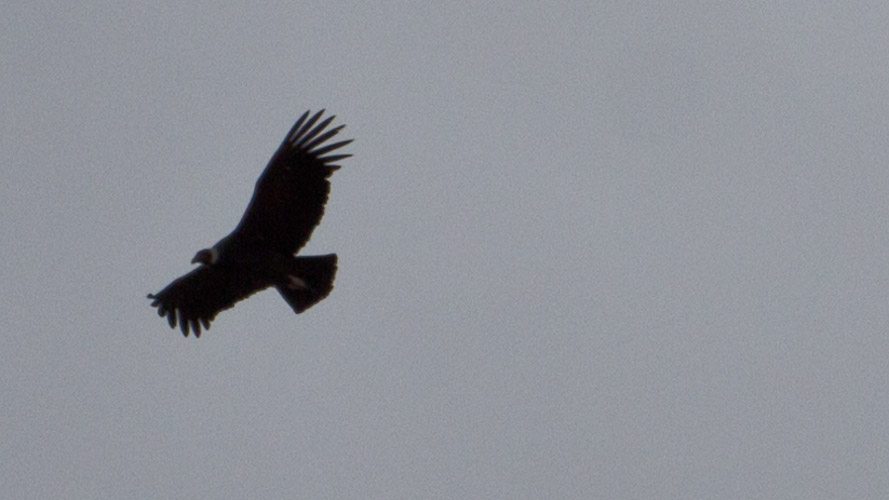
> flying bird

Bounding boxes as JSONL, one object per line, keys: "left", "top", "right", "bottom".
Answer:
{"left": 148, "top": 110, "right": 352, "bottom": 337}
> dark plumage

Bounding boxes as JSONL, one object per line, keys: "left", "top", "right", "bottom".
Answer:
{"left": 148, "top": 110, "right": 351, "bottom": 337}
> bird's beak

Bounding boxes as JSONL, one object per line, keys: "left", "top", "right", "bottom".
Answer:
{"left": 191, "top": 256, "right": 200, "bottom": 264}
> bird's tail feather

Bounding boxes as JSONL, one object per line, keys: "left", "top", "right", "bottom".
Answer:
{"left": 276, "top": 254, "right": 338, "bottom": 314}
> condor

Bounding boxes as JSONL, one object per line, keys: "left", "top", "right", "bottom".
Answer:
{"left": 148, "top": 110, "right": 352, "bottom": 337}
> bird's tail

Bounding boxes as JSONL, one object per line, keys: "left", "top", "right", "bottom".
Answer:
{"left": 276, "top": 254, "right": 338, "bottom": 314}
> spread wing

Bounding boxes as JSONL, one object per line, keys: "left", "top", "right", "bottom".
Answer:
{"left": 147, "top": 266, "right": 272, "bottom": 337}
{"left": 230, "top": 110, "right": 352, "bottom": 254}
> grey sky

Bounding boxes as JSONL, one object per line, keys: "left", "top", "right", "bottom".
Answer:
{"left": 3, "top": 1, "right": 888, "bottom": 498}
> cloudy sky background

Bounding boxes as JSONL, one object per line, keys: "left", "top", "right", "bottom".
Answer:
{"left": 3, "top": 1, "right": 889, "bottom": 498}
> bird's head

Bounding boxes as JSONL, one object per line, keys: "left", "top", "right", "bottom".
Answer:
{"left": 191, "top": 248, "right": 218, "bottom": 265}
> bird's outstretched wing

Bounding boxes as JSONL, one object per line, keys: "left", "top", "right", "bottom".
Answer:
{"left": 230, "top": 110, "right": 352, "bottom": 254}
{"left": 147, "top": 266, "right": 272, "bottom": 337}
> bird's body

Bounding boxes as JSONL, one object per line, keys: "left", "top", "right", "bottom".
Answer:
{"left": 148, "top": 110, "right": 351, "bottom": 337}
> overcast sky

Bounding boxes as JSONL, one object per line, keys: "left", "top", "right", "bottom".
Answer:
{"left": 3, "top": 1, "right": 889, "bottom": 498}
